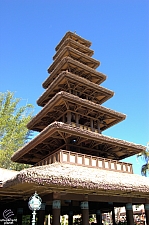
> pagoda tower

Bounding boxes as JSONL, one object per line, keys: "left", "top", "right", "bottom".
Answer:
{"left": 12, "top": 31, "right": 144, "bottom": 166}
{"left": 10, "top": 32, "right": 147, "bottom": 225}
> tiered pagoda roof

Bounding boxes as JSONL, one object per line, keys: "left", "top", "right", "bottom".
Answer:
{"left": 11, "top": 31, "right": 145, "bottom": 169}
{"left": 37, "top": 71, "right": 114, "bottom": 106}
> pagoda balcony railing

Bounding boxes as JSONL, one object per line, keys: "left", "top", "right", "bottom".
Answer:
{"left": 35, "top": 150, "right": 133, "bottom": 174}
{"left": 70, "top": 122, "right": 100, "bottom": 133}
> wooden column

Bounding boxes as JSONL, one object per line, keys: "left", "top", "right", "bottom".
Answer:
{"left": 112, "top": 207, "right": 116, "bottom": 225}
{"left": 81, "top": 201, "right": 89, "bottom": 225}
{"left": 30, "top": 213, "right": 32, "bottom": 225}
{"left": 17, "top": 214, "right": 22, "bottom": 225}
{"left": 62, "top": 115, "right": 66, "bottom": 123}
{"left": 52, "top": 200, "right": 61, "bottom": 225}
{"left": 68, "top": 200, "right": 73, "bottom": 225}
{"left": 90, "top": 119, "right": 94, "bottom": 131}
{"left": 17, "top": 208, "right": 23, "bottom": 225}
{"left": 37, "top": 211, "right": 45, "bottom": 225}
{"left": 125, "top": 203, "right": 134, "bottom": 225}
{"left": 96, "top": 210, "right": 102, "bottom": 225}
{"left": 145, "top": 204, "right": 149, "bottom": 225}
{"left": 76, "top": 114, "right": 79, "bottom": 127}
{"left": 67, "top": 111, "right": 71, "bottom": 124}
{"left": 97, "top": 120, "right": 101, "bottom": 133}
{"left": 68, "top": 211, "right": 73, "bottom": 225}
{"left": 37, "top": 203, "right": 46, "bottom": 225}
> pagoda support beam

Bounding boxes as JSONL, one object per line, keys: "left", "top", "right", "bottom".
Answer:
{"left": 145, "top": 204, "right": 149, "bottom": 225}
{"left": 81, "top": 201, "right": 89, "bottom": 225}
{"left": 125, "top": 203, "right": 134, "bottom": 225}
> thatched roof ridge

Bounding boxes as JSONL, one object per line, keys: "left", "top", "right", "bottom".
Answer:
{"left": 2, "top": 163, "right": 149, "bottom": 196}
{"left": 0, "top": 168, "right": 19, "bottom": 184}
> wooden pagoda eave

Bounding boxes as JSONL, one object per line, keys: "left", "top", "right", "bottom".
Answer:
{"left": 43, "top": 57, "right": 106, "bottom": 88}
{"left": 53, "top": 38, "right": 94, "bottom": 60}
{"left": 48, "top": 46, "right": 100, "bottom": 73}
{"left": 55, "top": 31, "right": 92, "bottom": 51}
{"left": 11, "top": 121, "right": 146, "bottom": 164}
{"left": 37, "top": 71, "right": 114, "bottom": 106}
{"left": 28, "top": 91, "right": 125, "bottom": 132}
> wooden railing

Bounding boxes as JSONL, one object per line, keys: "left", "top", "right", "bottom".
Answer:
{"left": 35, "top": 150, "right": 133, "bottom": 174}
{"left": 70, "top": 122, "right": 100, "bottom": 133}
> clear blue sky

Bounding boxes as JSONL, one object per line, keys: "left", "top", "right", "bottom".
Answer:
{"left": 0, "top": 0, "right": 149, "bottom": 175}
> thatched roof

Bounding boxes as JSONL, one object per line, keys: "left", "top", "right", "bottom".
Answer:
{"left": 0, "top": 168, "right": 19, "bottom": 184}
{"left": 2, "top": 163, "right": 149, "bottom": 199}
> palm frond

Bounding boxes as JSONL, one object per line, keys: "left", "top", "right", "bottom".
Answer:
{"left": 141, "top": 164, "right": 149, "bottom": 177}
{"left": 137, "top": 143, "right": 149, "bottom": 176}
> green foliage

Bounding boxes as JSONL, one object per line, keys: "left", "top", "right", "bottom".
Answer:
{"left": 21, "top": 215, "right": 31, "bottom": 224}
{"left": 137, "top": 143, "right": 149, "bottom": 176}
{"left": 61, "top": 215, "right": 68, "bottom": 225}
{"left": 73, "top": 217, "right": 82, "bottom": 225}
{"left": 117, "top": 222, "right": 127, "bottom": 225}
{"left": 0, "top": 91, "right": 34, "bottom": 170}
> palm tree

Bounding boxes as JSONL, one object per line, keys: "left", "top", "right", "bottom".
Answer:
{"left": 137, "top": 143, "right": 149, "bottom": 176}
